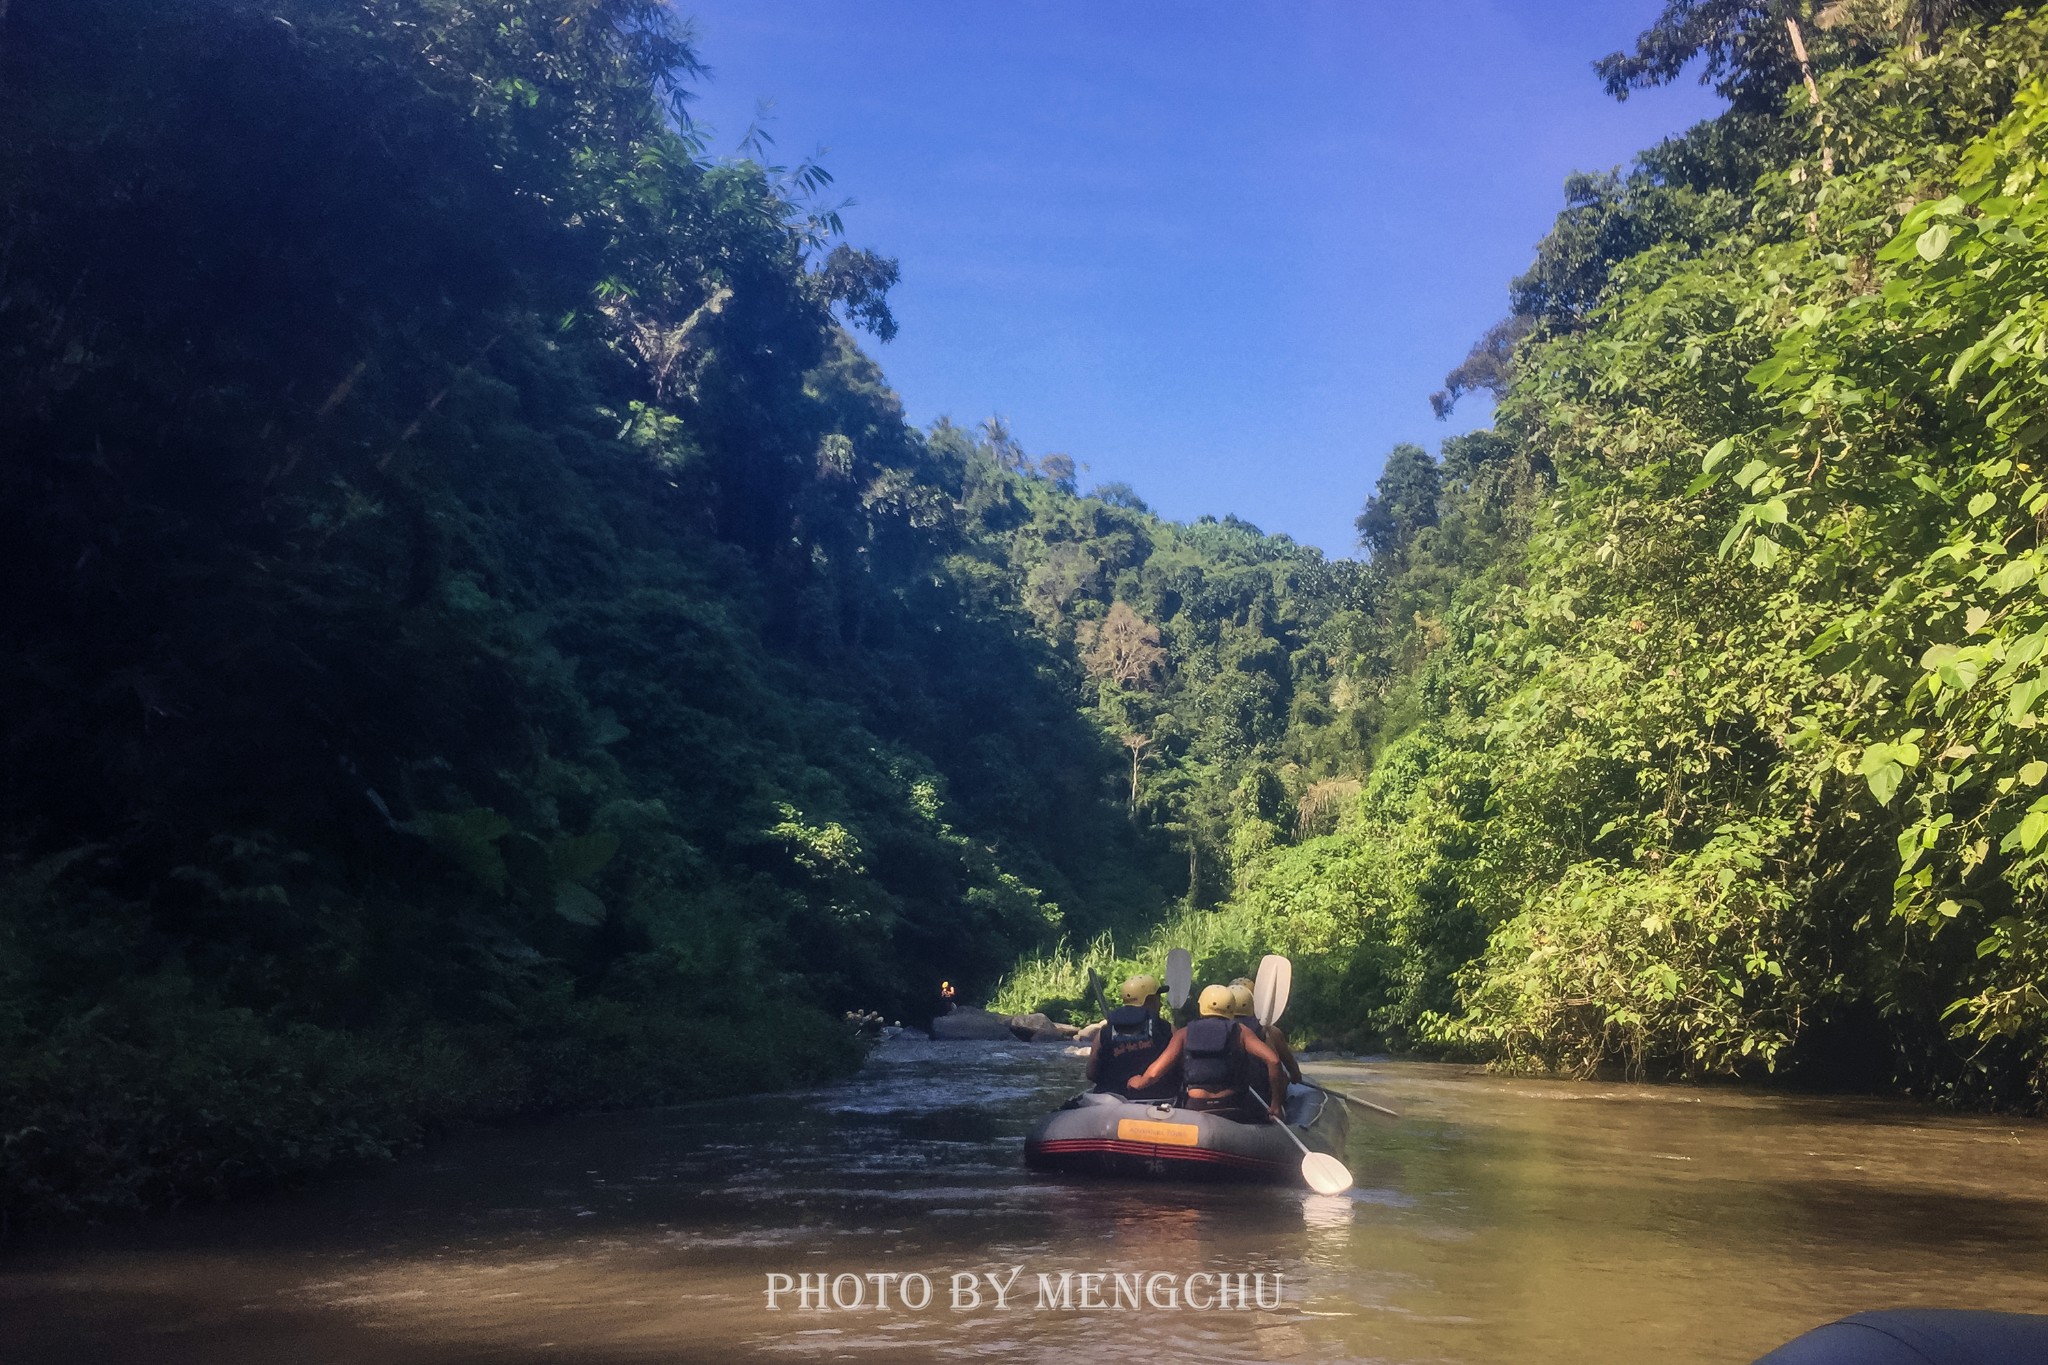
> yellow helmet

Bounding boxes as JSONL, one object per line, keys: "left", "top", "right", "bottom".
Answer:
{"left": 1120, "top": 974, "right": 1161, "bottom": 1005}
{"left": 1230, "top": 976, "right": 1255, "bottom": 991}
{"left": 1230, "top": 983, "right": 1256, "bottom": 1017}
{"left": 1198, "top": 984, "right": 1236, "bottom": 1018}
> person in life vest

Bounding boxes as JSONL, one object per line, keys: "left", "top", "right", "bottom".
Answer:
{"left": 1087, "top": 973, "right": 1175, "bottom": 1096}
{"left": 938, "top": 980, "right": 957, "bottom": 1014}
{"left": 1230, "top": 978, "right": 1303, "bottom": 1085}
{"left": 1130, "top": 985, "right": 1286, "bottom": 1122}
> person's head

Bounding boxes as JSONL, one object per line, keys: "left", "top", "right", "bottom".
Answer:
{"left": 1230, "top": 983, "right": 1256, "bottom": 1018}
{"left": 1230, "top": 976, "right": 1254, "bottom": 993}
{"left": 1120, "top": 974, "right": 1161, "bottom": 1008}
{"left": 1197, "top": 985, "right": 1235, "bottom": 1018}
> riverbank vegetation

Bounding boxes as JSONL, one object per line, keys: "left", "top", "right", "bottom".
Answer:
{"left": 999, "top": 3, "right": 2048, "bottom": 1110}
{"left": 9, "top": 0, "right": 2048, "bottom": 1226}
{"left": 0, "top": 0, "right": 1176, "bottom": 1223}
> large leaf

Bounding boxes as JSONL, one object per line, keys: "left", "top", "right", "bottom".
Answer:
{"left": 413, "top": 808, "right": 513, "bottom": 894}
{"left": 554, "top": 882, "right": 607, "bottom": 927}
{"left": 552, "top": 832, "right": 621, "bottom": 884}
{"left": 501, "top": 832, "right": 553, "bottom": 900}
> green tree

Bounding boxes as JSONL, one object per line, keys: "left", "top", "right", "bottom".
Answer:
{"left": 1356, "top": 444, "right": 1442, "bottom": 563}
{"left": 1596, "top": 1, "right": 1799, "bottom": 108}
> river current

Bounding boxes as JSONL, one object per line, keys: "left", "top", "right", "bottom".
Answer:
{"left": 5, "top": 1036, "right": 2048, "bottom": 1363}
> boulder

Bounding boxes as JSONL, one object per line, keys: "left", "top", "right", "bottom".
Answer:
{"left": 928, "top": 1006, "right": 1016, "bottom": 1041}
{"left": 1006, "top": 1011, "right": 1064, "bottom": 1042}
{"left": 1003, "top": 1015, "right": 1081, "bottom": 1047}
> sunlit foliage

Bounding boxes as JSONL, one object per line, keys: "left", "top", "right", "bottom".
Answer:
{"left": 1116, "top": 8, "right": 2048, "bottom": 1107}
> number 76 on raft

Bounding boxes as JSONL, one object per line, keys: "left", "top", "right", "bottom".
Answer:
{"left": 763, "top": 1268, "right": 1286, "bottom": 1312}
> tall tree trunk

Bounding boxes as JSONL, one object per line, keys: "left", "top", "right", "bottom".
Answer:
{"left": 1123, "top": 734, "right": 1148, "bottom": 820}
{"left": 1784, "top": 17, "right": 1821, "bottom": 106}
{"left": 1784, "top": 16, "right": 1834, "bottom": 177}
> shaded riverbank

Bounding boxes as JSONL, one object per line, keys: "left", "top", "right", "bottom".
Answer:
{"left": 4, "top": 1036, "right": 2047, "bottom": 1363}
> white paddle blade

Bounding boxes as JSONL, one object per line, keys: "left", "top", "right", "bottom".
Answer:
{"left": 1254, "top": 954, "right": 1292, "bottom": 1026}
{"left": 1165, "top": 948, "right": 1193, "bottom": 1009}
{"left": 1301, "top": 1151, "right": 1353, "bottom": 1196}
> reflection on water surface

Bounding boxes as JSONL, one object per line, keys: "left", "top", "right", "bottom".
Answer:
{"left": 4, "top": 1036, "right": 2047, "bottom": 1363}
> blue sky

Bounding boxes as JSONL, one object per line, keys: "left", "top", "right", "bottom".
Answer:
{"left": 675, "top": 2, "right": 1723, "bottom": 556}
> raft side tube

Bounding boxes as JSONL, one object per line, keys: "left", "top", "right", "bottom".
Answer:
{"left": 1024, "top": 1083, "right": 1347, "bottom": 1187}
{"left": 1753, "top": 1309, "right": 2048, "bottom": 1364}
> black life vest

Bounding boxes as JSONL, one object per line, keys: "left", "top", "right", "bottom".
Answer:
{"left": 1182, "top": 1015, "right": 1242, "bottom": 1094}
{"left": 1094, "top": 1005, "right": 1169, "bottom": 1094}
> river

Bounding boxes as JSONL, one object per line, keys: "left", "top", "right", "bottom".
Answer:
{"left": 5, "top": 1036, "right": 2047, "bottom": 1363}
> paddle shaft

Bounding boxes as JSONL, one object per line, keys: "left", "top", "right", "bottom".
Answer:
{"left": 1312, "top": 1082, "right": 1401, "bottom": 1120}
{"left": 1085, "top": 969, "right": 1116, "bottom": 1025}
{"left": 1246, "top": 1086, "right": 1311, "bottom": 1157}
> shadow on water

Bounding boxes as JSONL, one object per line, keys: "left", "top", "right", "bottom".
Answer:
{"left": 4, "top": 1039, "right": 2048, "bottom": 1364}
{"left": 896, "top": 1107, "right": 1006, "bottom": 1143}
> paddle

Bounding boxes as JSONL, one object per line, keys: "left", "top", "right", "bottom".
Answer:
{"left": 1313, "top": 1083, "right": 1402, "bottom": 1121}
{"left": 1247, "top": 956, "right": 1393, "bottom": 1117}
{"left": 1164, "top": 948, "right": 1192, "bottom": 1011}
{"left": 1085, "top": 966, "right": 1114, "bottom": 1020}
{"left": 1253, "top": 953, "right": 1291, "bottom": 1027}
{"left": 1248, "top": 1085, "right": 1353, "bottom": 1195}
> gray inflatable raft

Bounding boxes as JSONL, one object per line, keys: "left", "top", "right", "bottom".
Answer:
{"left": 1024, "top": 1083, "right": 1348, "bottom": 1186}
{"left": 1754, "top": 1310, "right": 2048, "bottom": 1364}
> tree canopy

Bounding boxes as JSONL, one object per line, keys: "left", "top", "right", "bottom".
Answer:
{"left": 1001, "top": 5, "right": 2048, "bottom": 1116}
{"left": 12, "top": 0, "right": 2048, "bottom": 1231}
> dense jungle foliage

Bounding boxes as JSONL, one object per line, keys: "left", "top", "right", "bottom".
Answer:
{"left": 10, "top": 0, "right": 2048, "bottom": 1227}
{"left": 0, "top": 0, "right": 1366, "bottom": 1223}
{"left": 999, "top": 2, "right": 2048, "bottom": 1111}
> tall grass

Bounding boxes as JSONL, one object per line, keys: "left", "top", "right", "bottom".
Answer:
{"left": 989, "top": 906, "right": 1272, "bottom": 1022}
{"left": 987, "top": 931, "right": 1120, "bottom": 1020}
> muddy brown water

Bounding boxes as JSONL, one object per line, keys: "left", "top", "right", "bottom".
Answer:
{"left": 5, "top": 1036, "right": 2048, "bottom": 1363}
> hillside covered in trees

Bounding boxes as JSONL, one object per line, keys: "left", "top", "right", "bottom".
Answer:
{"left": 0, "top": 0, "right": 1378, "bottom": 1224}
{"left": 9, "top": 0, "right": 2048, "bottom": 1226}
{"left": 1002, "top": 1, "right": 2048, "bottom": 1111}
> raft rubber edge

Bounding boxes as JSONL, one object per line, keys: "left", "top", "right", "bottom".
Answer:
{"left": 1026, "top": 1136, "right": 1292, "bottom": 1180}
{"left": 1022, "top": 1087, "right": 1346, "bottom": 1187}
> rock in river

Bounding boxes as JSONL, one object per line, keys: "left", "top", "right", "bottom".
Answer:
{"left": 927, "top": 1007, "right": 1017, "bottom": 1041}
{"left": 927, "top": 1007, "right": 1073, "bottom": 1042}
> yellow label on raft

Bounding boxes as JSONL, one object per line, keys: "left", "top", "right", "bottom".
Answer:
{"left": 1117, "top": 1118, "right": 1200, "bottom": 1146}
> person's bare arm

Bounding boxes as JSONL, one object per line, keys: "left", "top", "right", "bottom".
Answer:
{"left": 1270, "top": 1025, "right": 1302, "bottom": 1084}
{"left": 1131, "top": 1028, "right": 1185, "bottom": 1091}
{"left": 1085, "top": 1024, "right": 1104, "bottom": 1082}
